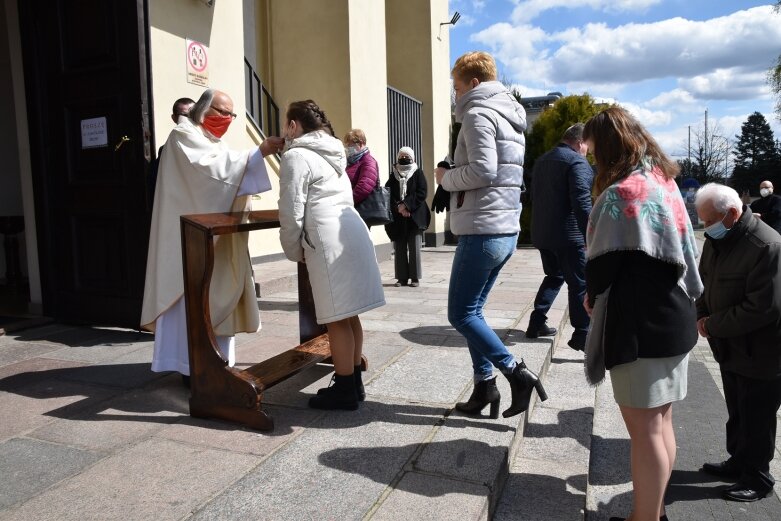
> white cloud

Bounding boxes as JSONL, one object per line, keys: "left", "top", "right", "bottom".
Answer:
{"left": 510, "top": 0, "right": 662, "bottom": 24}
{"left": 620, "top": 101, "right": 673, "bottom": 127}
{"left": 548, "top": 7, "right": 781, "bottom": 85}
{"left": 645, "top": 89, "right": 698, "bottom": 110}
{"left": 473, "top": 6, "right": 781, "bottom": 103}
{"left": 679, "top": 69, "right": 771, "bottom": 101}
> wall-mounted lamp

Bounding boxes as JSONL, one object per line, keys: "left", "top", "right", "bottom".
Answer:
{"left": 199, "top": 0, "right": 215, "bottom": 7}
{"left": 441, "top": 12, "right": 461, "bottom": 27}
{"left": 437, "top": 11, "right": 461, "bottom": 41}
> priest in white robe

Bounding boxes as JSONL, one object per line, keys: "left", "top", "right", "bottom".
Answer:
{"left": 141, "top": 88, "right": 283, "bottom": 379}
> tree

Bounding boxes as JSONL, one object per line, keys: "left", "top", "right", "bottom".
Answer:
{"left": 731, "top": 112, "right": 780, "bottom": 194}
{"left": 680, "top": 122, "right": 732, "bottom": 186}
{"left": 519, "top": 94, "right": 604, "bottom": 243}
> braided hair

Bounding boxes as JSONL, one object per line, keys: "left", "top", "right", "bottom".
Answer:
{"left": 286, "top": 100, "right": 335, "bottom": 137}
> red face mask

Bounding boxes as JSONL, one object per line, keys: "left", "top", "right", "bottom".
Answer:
{"left": 202, "top": 114, "right": 232, "bottom": 138}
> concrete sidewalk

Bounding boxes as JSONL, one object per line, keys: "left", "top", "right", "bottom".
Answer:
{"left": 1, "top": 244, "right": 780, "bottom": 520}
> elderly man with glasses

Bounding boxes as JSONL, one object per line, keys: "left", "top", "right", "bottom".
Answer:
{"left": 141, "top": 89, "right": 284, "bottom": 386}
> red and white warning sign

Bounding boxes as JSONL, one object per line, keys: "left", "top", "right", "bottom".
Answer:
{"left": 186, "top": 39, "right": 209, "bottom": 87}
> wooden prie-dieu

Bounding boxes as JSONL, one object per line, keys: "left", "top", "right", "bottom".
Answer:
{"left": 180, "top": 210, "right": 367, "bottom": 431}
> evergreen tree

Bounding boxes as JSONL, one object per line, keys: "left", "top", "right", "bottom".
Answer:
{"left": 731, "top": 112, "right": 779, "bottom": 194}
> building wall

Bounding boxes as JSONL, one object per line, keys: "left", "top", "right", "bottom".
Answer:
{"left": 3, "top": 0, "right": 38, "bottom": 300}
{"left": 385, "top": 0, "right": 451, "bottom": 243}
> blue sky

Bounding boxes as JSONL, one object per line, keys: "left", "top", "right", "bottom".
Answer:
{"left": 448, "top": 0, "right": 781, "bottom": 157}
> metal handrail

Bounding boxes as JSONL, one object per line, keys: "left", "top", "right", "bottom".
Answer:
{"left": 244, "top": 58, "right": 280, "bottom": 138}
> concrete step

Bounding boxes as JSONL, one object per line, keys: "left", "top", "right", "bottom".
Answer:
{"left": 494, "top": 320, "right": 596, "bottom": 521}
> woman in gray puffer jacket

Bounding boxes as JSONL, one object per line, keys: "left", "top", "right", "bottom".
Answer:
{"left": 436, "top": 51, "right": 547, "bottom": 419}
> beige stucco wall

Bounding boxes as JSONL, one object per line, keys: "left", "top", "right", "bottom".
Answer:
{"left": 385, "top": 0, "right": 451, "bottom": 240}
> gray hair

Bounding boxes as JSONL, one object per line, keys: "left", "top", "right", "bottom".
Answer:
{"left": 695, "top": 183, "right": 742, "bottom": 213}
{"left": 562, "top": 123, "right": 584, "bottom": 144}
{"left": 189, "top": 89, "right": 215, "bottom": 124}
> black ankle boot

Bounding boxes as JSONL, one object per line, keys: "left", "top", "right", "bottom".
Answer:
{"left": 309, "top": 373, "right": 359, "bottom": 410}
{"left": 502, "top": 360, "right": 548, "bottom": 418}
{"left": 354, "top": 365, "right": 365, "bottom": 401}
{"left": 317, "top": 365, "right": 366, "bottom": 401}
{"left": 455, "top": 377, "right": 500, "bottom": 418}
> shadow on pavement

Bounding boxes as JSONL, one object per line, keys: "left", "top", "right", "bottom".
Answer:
{"left": 498, "top": 472, "right": 587, "bottom": 520}
{"left": 523, "top": 406, "right": 594, "bottom": 449}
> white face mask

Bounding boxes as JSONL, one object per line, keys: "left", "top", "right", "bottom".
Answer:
{"left": 760, "top": 188, "right": 772, "bottom": 197}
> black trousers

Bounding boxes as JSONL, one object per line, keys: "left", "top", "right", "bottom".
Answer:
{"left": 721, "top": 369, "right": 781, "bottom": 490}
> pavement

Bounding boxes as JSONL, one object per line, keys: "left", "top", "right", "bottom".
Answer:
{"left": 0, "top": 244, "right": 780, "bottom": 520}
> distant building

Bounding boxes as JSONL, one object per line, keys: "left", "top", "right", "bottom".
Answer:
{"left": 519, "top": 92, "right": 563, "bottom": 127}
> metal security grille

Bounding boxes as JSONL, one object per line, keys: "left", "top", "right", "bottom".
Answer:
{"left": 387, "top": 86, "right": 423, "bottom": 170}
{"left": 244, "top": 58, "right": 280, "bottom": 138}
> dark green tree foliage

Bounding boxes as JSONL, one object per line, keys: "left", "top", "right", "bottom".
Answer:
{"left": 731, "top": 112, "right": 780, "bottom": 194}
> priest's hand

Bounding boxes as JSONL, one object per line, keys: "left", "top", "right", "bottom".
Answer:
{"left": 260, "top": 137, "right": 285, "bottom": 156}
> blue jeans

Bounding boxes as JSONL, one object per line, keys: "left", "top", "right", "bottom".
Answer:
{"left": 448, "top": 233, "right": 518, "bottom": 378}
{"left": 530, "top": 246, "right": 590, "bottom": 335}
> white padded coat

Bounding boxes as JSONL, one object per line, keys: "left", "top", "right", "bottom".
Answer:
{"left": 278, "top": 130, "right": 385, "bottom": 324}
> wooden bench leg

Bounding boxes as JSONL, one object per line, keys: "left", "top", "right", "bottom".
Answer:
{"left": 189, "top": 369, "right": 274, "bottom": 431}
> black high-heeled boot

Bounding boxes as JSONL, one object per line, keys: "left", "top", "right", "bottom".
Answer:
{"left": 309, "top": 373, "right": 359, "bottom": 410}
{"left": 502, "top": 360, "right": 548, "bottom": 418}
{"left": 455, "top": 377, "right": 501, "bottom": 418}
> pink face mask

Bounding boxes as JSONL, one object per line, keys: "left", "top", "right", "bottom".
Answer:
{"left": 202, "top": 114, "right": 232, "bottom": 138}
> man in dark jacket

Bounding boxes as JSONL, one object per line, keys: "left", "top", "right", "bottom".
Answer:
{"left": 527, "top": 123, "right": 593, "bottom": 350}
{"left": 749, "top": 180, "right": 781, "bottom": 234}
{"left": 695, "top": 182, "right": 781, "bottom": 502}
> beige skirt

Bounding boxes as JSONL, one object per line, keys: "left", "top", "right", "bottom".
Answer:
{"left": 610, "top": 353, "right": 689, "bottom": 408}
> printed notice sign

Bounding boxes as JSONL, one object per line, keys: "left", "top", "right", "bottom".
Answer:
{"left": 186, "top": 39, "right": 209, "bottom": 87}
{"left": 80, "top": 117, "right": 108, "bottom": 149}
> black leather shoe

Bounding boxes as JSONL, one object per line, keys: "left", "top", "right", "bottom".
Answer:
{"left": 525, "top": 323, "right": 557, "bottom": 338}
{"left": 317, "top": 367, "right": 366, "bottom": 402}
{"left": 568, "top": 331, "right": 587, "bottom": 351}
{"left": 455, "top": 377, "right": 501, "bottom": 419}
{"left": 701, "top": 460, "right": 741, "bottom": 478}
{"left": 723, "top": 484, "right": 771, "bottom": 502}
{"left": 309, "top": 374, "right": 359, "bottom": 410}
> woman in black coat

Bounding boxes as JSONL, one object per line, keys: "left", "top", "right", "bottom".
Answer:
{"left": 385, "top": 147, "right": 430, "bottom": 287}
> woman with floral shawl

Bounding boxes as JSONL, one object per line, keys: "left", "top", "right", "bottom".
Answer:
{"left": 583, "top": 107, "right": 703, "bottom": 521}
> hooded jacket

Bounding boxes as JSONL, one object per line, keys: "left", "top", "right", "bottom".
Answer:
{"left": 441, "top": 81, "right": 526, "bottom": 235}
{"left": 696, "top": 206, "right": 781, "bottom": 379}
{"left": 278, "top": 130, "right": 385, "bottom": 324}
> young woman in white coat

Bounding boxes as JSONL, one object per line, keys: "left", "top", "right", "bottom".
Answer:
{"left": 278, "top": 100, "right": 386, "bottom": 410}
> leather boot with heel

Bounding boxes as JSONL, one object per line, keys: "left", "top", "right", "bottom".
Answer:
{"left": 503, "top": 360, "right": 548, "bottom": 418}
{"left": 455, "top": 377, "right": 500, "bottom": 419}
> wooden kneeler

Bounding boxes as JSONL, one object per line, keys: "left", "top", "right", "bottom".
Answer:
{"left": 180, "top": 210, "right": 367, "bottom": 431}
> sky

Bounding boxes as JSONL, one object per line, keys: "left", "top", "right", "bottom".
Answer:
{"left": 447, "top": 0, "right": 781, "bottom": 159}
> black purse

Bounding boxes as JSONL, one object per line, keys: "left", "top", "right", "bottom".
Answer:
{"left": 356, "top": 177, "right": 394, "bottom": 226}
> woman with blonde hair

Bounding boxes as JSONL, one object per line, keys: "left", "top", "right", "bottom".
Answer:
{"left": 435, "top": 51, "right": 546, "bottom": 419}
{"left": 583, "top": 106, "right": 703, "bottom": 521}
{"left": 278, "top": 100, "right": 385, "bottom": 410}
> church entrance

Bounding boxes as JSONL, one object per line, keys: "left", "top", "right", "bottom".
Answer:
{"left": 19, "top": 0, "right": 154, "bottom": 328}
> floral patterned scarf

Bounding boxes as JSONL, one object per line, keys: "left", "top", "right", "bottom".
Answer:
{"left": 584, "top": 158, "right": 703, "bottom": 384}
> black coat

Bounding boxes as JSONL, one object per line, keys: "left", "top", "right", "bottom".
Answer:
{"left": 530, "top": 143, "right": 593, "bottom": 249}
{"left": 385, "top": 168, "right": 431, "bottom": 241}
{"left": 586, "top": 251, "right": 698, "bottom": 369}
{"left": 749, "top": 194, "right": 781, "bottom": 234}
{"left": 696, "top": 207, "right": 781, "bottom": 379}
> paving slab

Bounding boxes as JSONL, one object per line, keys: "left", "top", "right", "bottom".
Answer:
{"left": 0, "top": 341, "right": 62, "bottom": 368}
{"left": 0, "top": 437, "right": 103, "bottom": 510}
{"left": 0, "top": 438, "right": 259, "bottom": 521}
{"left": 190, "top": 399, "right": 442, "bottom": 521}
{"left": 371, "top": 472, "right": 490, "bottom": 520}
